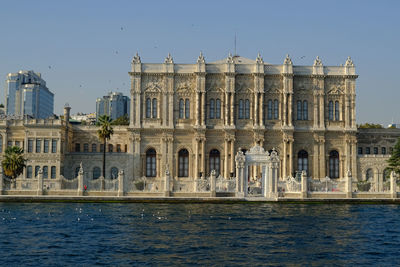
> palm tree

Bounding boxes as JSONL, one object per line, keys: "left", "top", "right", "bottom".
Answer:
{"left": 1, "top": 146, "right": 26, "bottom": 188}
{"left": 97, "top": 115, "right": 114, "bottom": 178}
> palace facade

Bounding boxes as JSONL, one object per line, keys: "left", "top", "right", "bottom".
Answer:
{"left": 1, "top": 53, "right": 399, "bottom": 192}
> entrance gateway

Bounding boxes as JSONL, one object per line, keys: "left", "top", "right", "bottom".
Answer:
{"left": 235, "top": 145, "right": 280, "bottom": 198}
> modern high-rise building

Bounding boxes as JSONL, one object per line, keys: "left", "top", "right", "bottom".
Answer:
{"left": 96, "top": 92, "right": 130, "bottom": 120}
{"left": 5, "top": 70, "right": 54, "bottom": 119}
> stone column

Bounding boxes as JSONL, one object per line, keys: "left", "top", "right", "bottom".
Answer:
{"left": 168, "top": 92, "right": 174, "bottom": 128}
{"left": 230, "top": 139, "right": 235, "bottom": 178}
{"left": 254, "top": 92, "right": 259, "bottom": 126}
{"left": 319, "top": 93, "right": 325, "bottom": 128}
{"left": 118, "top": 170, "right": 124, "bottom": 197}
{"left": 224, "top": 138, "right": 229, "bottom": 179}
{"left": 345, "top": 169, "right": 352, "bottom": 198}
{"left": 230, "top": 93, "right": 235, "bottom": 126}
{"left": 201, "top": 92, "right": 206, "bottom": 126}
{"left": 301, "top": 170, "right": 307, "bottom": 199}
{"left": 313, "top": 93, "right": 318, "bottom": 128}
{"left": 77, "top": 164, "right": 83, "bottom": 196}
{"left": 313, "top": 141, "right": 319, "bottom": 179}
{"left": 201, "top": 138, "right": 206, "bottom": 178}
{"left": 225, "top": 92, "right": 229, "bottom": 126}
{"left": 282, "top": 139, "right": 287, "bottom": 179}
{"left": 162, "top": 93, "right": 167, "bottom": 127}
{"left": 288, "top": 139, "right": 293, "bottom": 177}
{"left": 259, "top": 93, "right": 264, "bottom": 127}
{"left": 194, "top": 138, "right": 199, "bottom": 180}
{"left": 288, "top": 93, "right": 293, "bottom": 126}
{"left": 390, "top": 171, "right": 397, "bottom": 199}
{"left": 164, "top": 168, "right": 170, "bottom": 197}
{"left": 320, "top": 140, "right": 326, "bottom": 177}
{"left": 351, "top": 140, "right": 357, "bottom": 182}
{"left": 0, "top": 168, "right": 3, "bottom": 194}
{"left": 195, "top": 91, "right": 200, "bottom": 126}
{"left": 136, "top": 93, "right": 141, "bottom": 127}
{"left": 37, "top": 168, "right": 43, "bottom": 196}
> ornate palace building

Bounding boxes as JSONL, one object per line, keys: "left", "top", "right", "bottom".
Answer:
{"left": 1, "top": 53, "right": 399, "bottom": 195}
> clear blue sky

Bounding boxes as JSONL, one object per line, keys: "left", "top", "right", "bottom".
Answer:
{"left": 1, "top": 0, "right": 399, "bottom": 126}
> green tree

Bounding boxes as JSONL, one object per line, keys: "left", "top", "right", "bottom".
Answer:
{"left": 358, "top": 123, "right": 383, "bottom": 129}
{"left": 387, "top": 137, "right": 400, "bottom": 174}
{"left": 111, "top": 114, "right": 129, "bottom": 125}
{"left": 97, "top": 115, "right": 114, "bottom": 178}
{"left": 0, "top": 103, "right": 4, "bottom": 108}
{"left": 1, "top": 146, "right": 26, "bottom": 188}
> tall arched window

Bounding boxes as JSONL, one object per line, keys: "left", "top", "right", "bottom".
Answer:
{"left": 328, "top": 101, "right": 334, "bottom": 120}
{"left": 43, "top": 166, "right": 48, "bottom": 178}
{"left": 185, "top": 99, "right": 190, "bottom": 119}
{"left": 209, "top": 149, "right": 220, "bottom": 176}
{"left": 329, "top": 150, "right": 339, "bottom": 178}
{"left": 0, "top": 135, "right": 2, "bottom": 153}
{"left": 238, "top": 99, "right": 243, "bottom": 119}
{"left": 178, "top": 149, "right": 189, "bottom": 177}
{"left": 274, "top": 99, "right": 279, "bottom": 119}
{"left": 35, "top": 166, "right": 41, "bottom": 178}
{"left": 108, "top": 144, "right": 113, "bottom": 153}
{"left": 146, "top": 148, "right": 157, "bottom": 177}
{"left": 152, "top": 98, "right": 157, "bottom": 118}
{"left": 93, "top": 167, "right": 101, "bottom": 179}
{"left": 303, "top": 100, "right": 308, "bottom": 120}
{"left": 146, "top": 98, "right": 151, "bottom": 118}
{"left": 267, "top": 100, "right": 272, "bottom": 120}
{"left": 215, "top": 99, "right": 221, "bottom": 119}
{"left": 297, "top": 100, "right": 302, "bottom": 120}
{"left": 245, "top": 99, "right": 250, "bottom": 119}
{"left": 298, "top": 150, "right": 308, "bottom": 174}
{"left": 110, "top": 167, "right": 118, "bottom": 179}
{"left": 366, "top": 168, "right": 373, "bottom": 181}
{"left": 26, "top": 165, "right": 32, "bottom": 178}
{"left": 51, "top": 166, "right": 56, "bottom": 179}
{"left": 210, "top": 99, "right": 215, "bottom": 119}
{"left": 179, "top": 99, "right": 184, "bottom": 119}
{"left": 335, "top": 101, "right": 339, "bottom": 121}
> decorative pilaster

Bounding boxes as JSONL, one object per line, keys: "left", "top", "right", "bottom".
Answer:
{"left": 196, "top": 52, "right": 206, "bottom": 127}
{"left": 224, "top": 138, "right": 229, "bottom": 179}
{"left": 225, "top": 53, "right": 235, "bottom": 127}
{"left": 230, "top": 93, "right": 235, "bottom": 126}
{"left": 312, "top": 57, "right": 325, "bottom": 129}
{"left": 130, "top": 53, "right": 142, "bottom": 128}
{"left": 282, "top": 54, "right": 293, "bottom": 127}
{"left": 164, "top": 53, "right": 174, "bottom": 128}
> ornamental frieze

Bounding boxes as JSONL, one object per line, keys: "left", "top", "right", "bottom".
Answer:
{"left": 205, "top": 75, "right": 225, "bottom": 92}
{"left": 142, "top": 75, "right": 165, "bottom": 93}
{"left": 264, "top": 78, "right": 282, "bottom": 93}
{"left": 235, "top": 75, "right": 254, "bottom": 93}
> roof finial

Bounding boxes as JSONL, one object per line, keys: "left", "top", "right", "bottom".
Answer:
{"left": 132, "top": 52, "right": 141, "bottom": 63}
{"left": 345, "top": 56, "right": 354, "bottom": 66}
{"left": 256, "top": 53, "right": 263, "bottom": 63}
{"left": 313, "top": 56, "right": 322, "bottom": 66}
{"left": 284, "top": 54, "right": 292, "bottom": 65}
{"left": 165, "top": 53, "right": 173, "bottom": 64}
{"left": 197, "top": 51, "right": 205, "bottom": 63}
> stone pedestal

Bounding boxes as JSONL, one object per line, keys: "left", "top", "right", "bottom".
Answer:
{"left": 390, "top": 171, "right": 397, "bottom": 199}
{"left": 37, "top": 168, "right": 43, "bottom": 196}
{"left": 164, "top": 169, "right": 170, "bottom": 197}
{"left": 77, "top": 165, "right": 84, "bottom": 196}
{"left": 118, "top": 170, "right": 124, "bottom": 197}
{"left": 301, "top": 170, "right": 307, "bottom": 199}
{"left": 210, "top": 170, "right": 216, "bottom": 197}
{"left": 345, "top": 170, "right": 352, "bottom": 198}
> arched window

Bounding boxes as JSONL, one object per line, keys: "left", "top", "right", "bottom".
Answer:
{"left": 329, "top": 150, "right": 339, "bottom": 178}
{"left": 146, "top": 148, "right": 157, "bottom": 177}
{"left": 273, "top": 99, "right": 279, "bottom": 119}
{"left": 210, "top": 99, "right": 215, "bottom": 119}
{"left": 146, "top": 98, "right": 151, "bottom": 118}
{"left": 267, "top": 100, "right": 272, "bottom": 120}
{"left": 215, "top": 98, "right": 221, "bottom": 119}
{"left": 92, "top": 143, "right": 97, "bottom": 152}
{"left": 245, "top": 99, "right": 250, "bottom": 119}
{"left": 43, "top": 166, "right": 48, "bottom": 178}
{"left": 209, "top": 149, "right": 220, "bottom": 176}
{"left": 297, "top": 100, "right": 302, "bottom": 120}
{"left": 238, "top": 99, "right": 243, "bottom": 119}
{"left": 0, "top": 135, "right": 2, "bottom": 153}
{"left": 185, "top": 99, "right": 190, "bottom": 119}
{"left": 298, "top": 150, "right": 308, "bottom": 174}
{"left": 108, "top": 144, "right": 113, "bottom": 153}
{"left": 26, "top": 165, "right": 32, "bottom": 178}
{"left": 152, "top": 98, "right": 157, "bottom": 118}
{"left": 35, "top": 166, "right": 41, "bottom": 178}
{"left": 179, "top": 99, "right": 184, "bottom": 119}
{"left": 366, "top": 168, "right": 374, "bottom": 181}
{"left": 74, "top": 167, "right": 80, "bottom": 178}
{"left": 51, "top": 166, "right": 56, "bottom": 179}
{"left": 303, "top": 100, "right": 308, "bottom": 120}
{"left": 335, "top": 101, "right": 339, "bottom": 121}
{"left": 328, "top": 101, "right": 333, "bottom": 120}
{"left": 110, "top": 167, "right": 118, "bottom": 179}
{"left": 383, "top": 168, "right": 391, "bottom": 182}
{"left": 178, "top": 149, "right": 189, "bottom": 177}
{"left": 93, "top": 167, "right": 101, "bottom": 179}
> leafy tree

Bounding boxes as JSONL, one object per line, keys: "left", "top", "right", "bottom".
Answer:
{"left": 1, "top": 146, "right": 26, "bottom": 188}
{"left": 111, "top": 114, "right": 129, "bottom": 125}
{"left": 0, "top": 103, "right": 4, "bottom": 108}
{"left": 358, "top": 123, "right": 383, "bottom": 129}
{"left": 97, "top": 115, "right": 114, "bottom": 178}
{"left": 387, "top": 137, "right": 400, "bottom": 175}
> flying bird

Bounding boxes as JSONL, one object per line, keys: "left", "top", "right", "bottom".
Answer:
{"left": 300, "top": 56, "right": 306, "bottom": 59}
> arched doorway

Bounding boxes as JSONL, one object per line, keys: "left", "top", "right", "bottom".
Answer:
{"left": 209, "top": 149, "right": 220, "bottom": 176}
{"left": 329, "top": 150, "right": 339, "bottom": 178}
